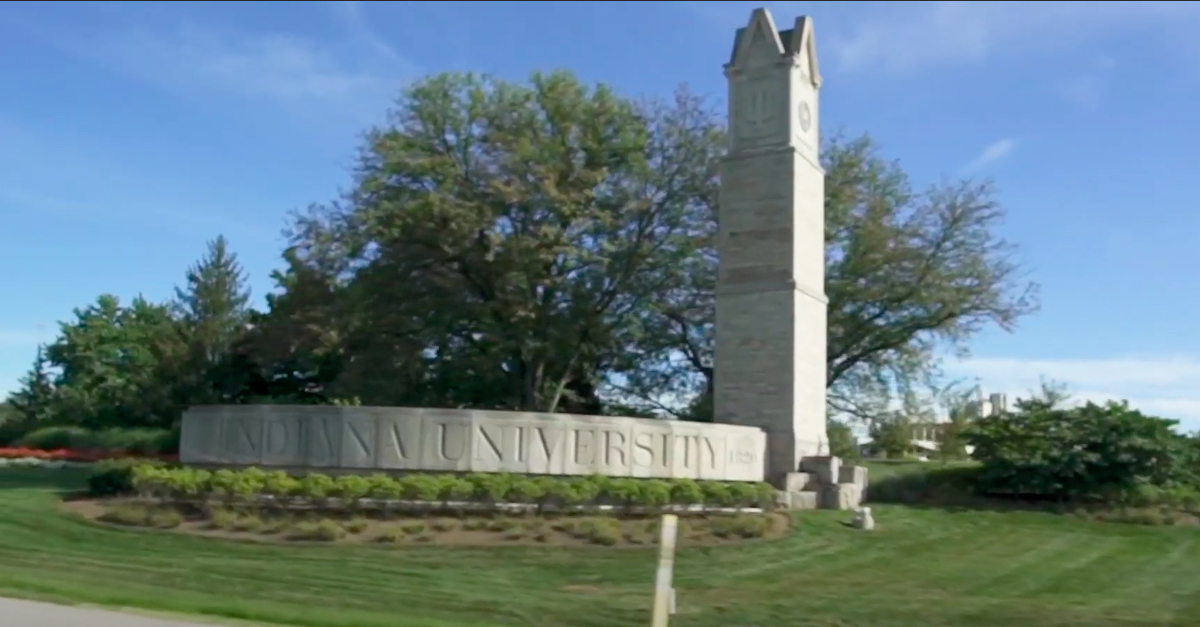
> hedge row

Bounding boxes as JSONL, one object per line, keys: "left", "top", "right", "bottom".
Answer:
{"left": 17, "top": 426, "right": 179, "bottom": 455}
{"left": 122, "top": 464, "right": 779, "bottom": 510}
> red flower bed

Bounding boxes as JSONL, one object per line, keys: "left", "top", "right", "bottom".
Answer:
{"left": 0, "top": 447, "right": 177, "bottom": 463}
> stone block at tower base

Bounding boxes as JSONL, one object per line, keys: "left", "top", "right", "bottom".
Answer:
{"left": 777, "top": 456, "right": 869, "bottom": 510}
{"left": 179, "top": 405, "right": 767, "bottom": 482}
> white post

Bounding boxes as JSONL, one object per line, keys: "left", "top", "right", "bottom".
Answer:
{"left": 651, "top": 514, "right": 679, "bottom": 627}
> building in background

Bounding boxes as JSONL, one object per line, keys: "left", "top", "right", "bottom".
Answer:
{"left": 859, "top": 386, "right": 1009, "bottom": 460}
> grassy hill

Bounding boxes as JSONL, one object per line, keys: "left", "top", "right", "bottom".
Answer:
{"left": 1, "top": 466, "right": 1199, "bottom": 627}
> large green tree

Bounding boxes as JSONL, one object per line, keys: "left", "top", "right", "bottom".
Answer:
{"left": 619, "top": 133, "right": 1039, "bottom": 422}
{"left": 216, "top": 71, "right": 1039, "bottom": 422}
{"left": 271, "top": 71, "right": 720, "bottom": 413}
{"left": 36, "top": 295, "right": 187, "bottom": 429}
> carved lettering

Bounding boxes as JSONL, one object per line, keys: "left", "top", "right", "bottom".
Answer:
{"left": 346, "top": 420, "right": 372, "bottom": 457}
{"left": 701, "top": 436, "right": 718, "bottom": 469}
{"left": 633, "top": 432, "right": 669, "bottom": 468}
{"left": 182, "top": 407, "right": 767, "bottom": 481}
{"left": 604, "top": 431, "right": 627, "bottom": 467}
{"left": 633, "top": 432, "right": 653, "bottom": 467}
{"left": 389, "top": 422, "right": 409, "bottom": 459}
{"left": 477, "top": 423, "right": 504, "bottom": 461}
{"left": 320, "top": 418, "right": 338, "bottom": 458}
{"left": 671, "top": 434, "right": 688, "bottom": 469}
{"left": 573, "top": 429, "right": 596, "bottom": 465}
{"left": 729, "top": 449, "right": 757, "bottom": 465}
{"left": 474, "top": 423, "right": 526, "bottom": 463}
{"left": 438, "top": 423, "right": 468, "bottom": 461}
{"left": 236, "top": 418, "right": 258, "bottom": 452}
{"left": 535, "top": 426, "right": 562, "bottom": 461}
{"left": 513, "top": 426, "right": 526, "bottom": 462}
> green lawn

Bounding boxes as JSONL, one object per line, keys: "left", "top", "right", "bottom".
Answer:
{"left": 2, "top": 467, "right": 1200, "bottom": 627}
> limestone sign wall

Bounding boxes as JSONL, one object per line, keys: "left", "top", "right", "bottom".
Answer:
{"left": 180, "top": 405, "right": 767, "bottom": 482}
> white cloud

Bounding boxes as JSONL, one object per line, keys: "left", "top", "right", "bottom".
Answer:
{"left": 685, "top": 1, "right": 1200, "bottom": 75}
{"left": 50, "top": 6, "right": 415, "bottom": 118}
{"left": 328, "top": 1, "right": 406, "bottom": 65}
{"left": 961, "top": 138, "right": 1016, "bottom": 172}
{"left": 947, "top": 355, "right": 1200, "bottom": 430}
{"left": 80, "top": 27, "right": 396, "bottom": 103}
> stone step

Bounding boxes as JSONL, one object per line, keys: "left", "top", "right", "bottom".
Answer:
{"left": 778, "top": 490, "right": 820, "bottom": 510}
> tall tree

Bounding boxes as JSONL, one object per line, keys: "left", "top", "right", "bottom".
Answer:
{"left": 621, "top": 133, "right": 1039, "bottom": 422}
{"left": 174, "top": 235, "right": 253, "bottom": 403}
{"left": 5, "top": 345, "right": 55, "bottom": 426}
{"left": 41, "top": 295, "right": 186, "bottom": 429}
{"left": 278, "top": 71, "right": 719, "bottom": 413}
{"left": 268, "top": 72, "right": 1037, "bottom": 421}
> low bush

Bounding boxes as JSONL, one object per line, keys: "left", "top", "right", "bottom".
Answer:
{"left": 17, "top": 426, "right": 177, "bottom": 456}
{"left": 287, "top": 519, "right": 346, "bottom": 542}
{"left": 124, "top": 465, "right": 777, "bottom": 512}
{"left": 966, "top": 398, "right": 1200, "bottom": 502}
{"left": 97, "top": 503, "right": 181, "bottom": 528}
{"left": 866, "top": 463, "right": 981, "bottom": 505}
{"left": 88, "top": 458, "right": 171, "bottom": 497}
{"left": 709, "top": 514, "right": 773, "bottom": 539}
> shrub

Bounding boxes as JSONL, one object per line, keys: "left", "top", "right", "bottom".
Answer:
{"left": 508, "top": 477, "right": 546, "bottom": 503}
{"left": 670, "top": 479, "right": 703, "bottom": 504}
{"left": 866, "top": 464, "right": 980, "bottom": 505}
{"left": 18, "top": 426, "right": 93, "bottom": 451}
{"left": 231, "top": 514, "right": 265, "bottom": 533}
{"left": 99, "top": 503, "right": 153, "bottom": 526}
{"left": 88, "top": 458, "right": 167, "bottom": 497}
{"left": 17, "top": 426, "right": 177, "bottom": 455}
{"left": 603, "top": 478, "right": 642, "bottom": 506}
{"left": 469, "top": 473, "right": 514, "bottom": 502}
{"left": 699, "top": 481, "right": 731, "bottom": 506}
{"left": 287, "top": 519, "right": 346, "bottom": 542}
{"left": 300, "top": 472, "right": 337, "bottom": 500}
{"left": 335, "top": 474, "right": 372, "bottom": 506}
{"left": 575, "top": 518, "right": 620, "bottom": 545}
{"left": 344, "top": 517, "right": 370, "bottom": 534}
{"left": 639, "top": 480, "right": 672, "bottom": 507}
{"left": 967, "top": 398, "right": 1192, "bottom": 501}
{"left": 207, "top": 508, "right": 237, "bottom": 530}
{"left": 147, "top": 507, "right": 183, "bottom": 529}
{"left": 120, "top": 464, "right": 778, "bottom": 513}
{"left": 442, "top": 476, "right": 475, "bottom": 502}
{"left": 401, "top": 474, "right": 444, "bottom": 502}
{"left": 754, "top": 482, "right": 778, "bottom": 508}
{"left": 263, "top": 471, "right": 302, "bottom": 500}
{"left": 96, "top": 428, "right": 177, "bottom": 456}
{"left": 366, "top": 474, "right": 402, "bottom": 499}
{"left": 709, "top": 515, "right": 772, "bottom": 539}
{"left": 727, "top": 482, "right": 760, "bottom": 507}
{"left": 375, "top": 526, "right": 404, "bottom": 543}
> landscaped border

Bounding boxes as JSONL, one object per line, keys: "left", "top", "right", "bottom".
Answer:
{"left": 125, "top": 465, "right": 780, "bottom": 515}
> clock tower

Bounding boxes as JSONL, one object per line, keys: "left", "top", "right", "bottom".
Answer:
{"left": 714, "top": 9, "right": 828, "bottom": 483}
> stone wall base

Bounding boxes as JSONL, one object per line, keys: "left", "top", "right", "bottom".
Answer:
{"left": 774, "top": 456, "right": 868, "bottom": 510}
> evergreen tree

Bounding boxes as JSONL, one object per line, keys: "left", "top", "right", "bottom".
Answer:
{"left": 174, "top": 235, "right": 253, "bottom": 403}
{"left": 6, "top": 345, "right": 56, "bottom": 425}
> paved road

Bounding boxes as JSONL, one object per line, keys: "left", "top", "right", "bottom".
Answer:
{"left": 1, "top": 597, "right": 227, "bottom": 627}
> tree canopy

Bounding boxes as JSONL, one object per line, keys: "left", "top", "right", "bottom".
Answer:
{"left": 3, "top": 70, "right": 1039, "bottom": 437}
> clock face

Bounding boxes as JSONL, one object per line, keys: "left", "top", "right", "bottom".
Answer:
{"left": 798, "top": 101, "right": 812, "bottom": 133}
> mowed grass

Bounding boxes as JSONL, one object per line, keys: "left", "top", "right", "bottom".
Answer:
{"left": 2, "top": 468, "right": 1200, "bottom": 627}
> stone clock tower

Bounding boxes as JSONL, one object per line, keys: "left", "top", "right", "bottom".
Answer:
{"left": 714, "top": 9, "right": 828, "bottom": 483}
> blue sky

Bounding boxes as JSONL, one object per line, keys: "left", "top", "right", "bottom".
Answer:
{"left": 2, "top": 1, "right": 1200, "bottom": 427}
